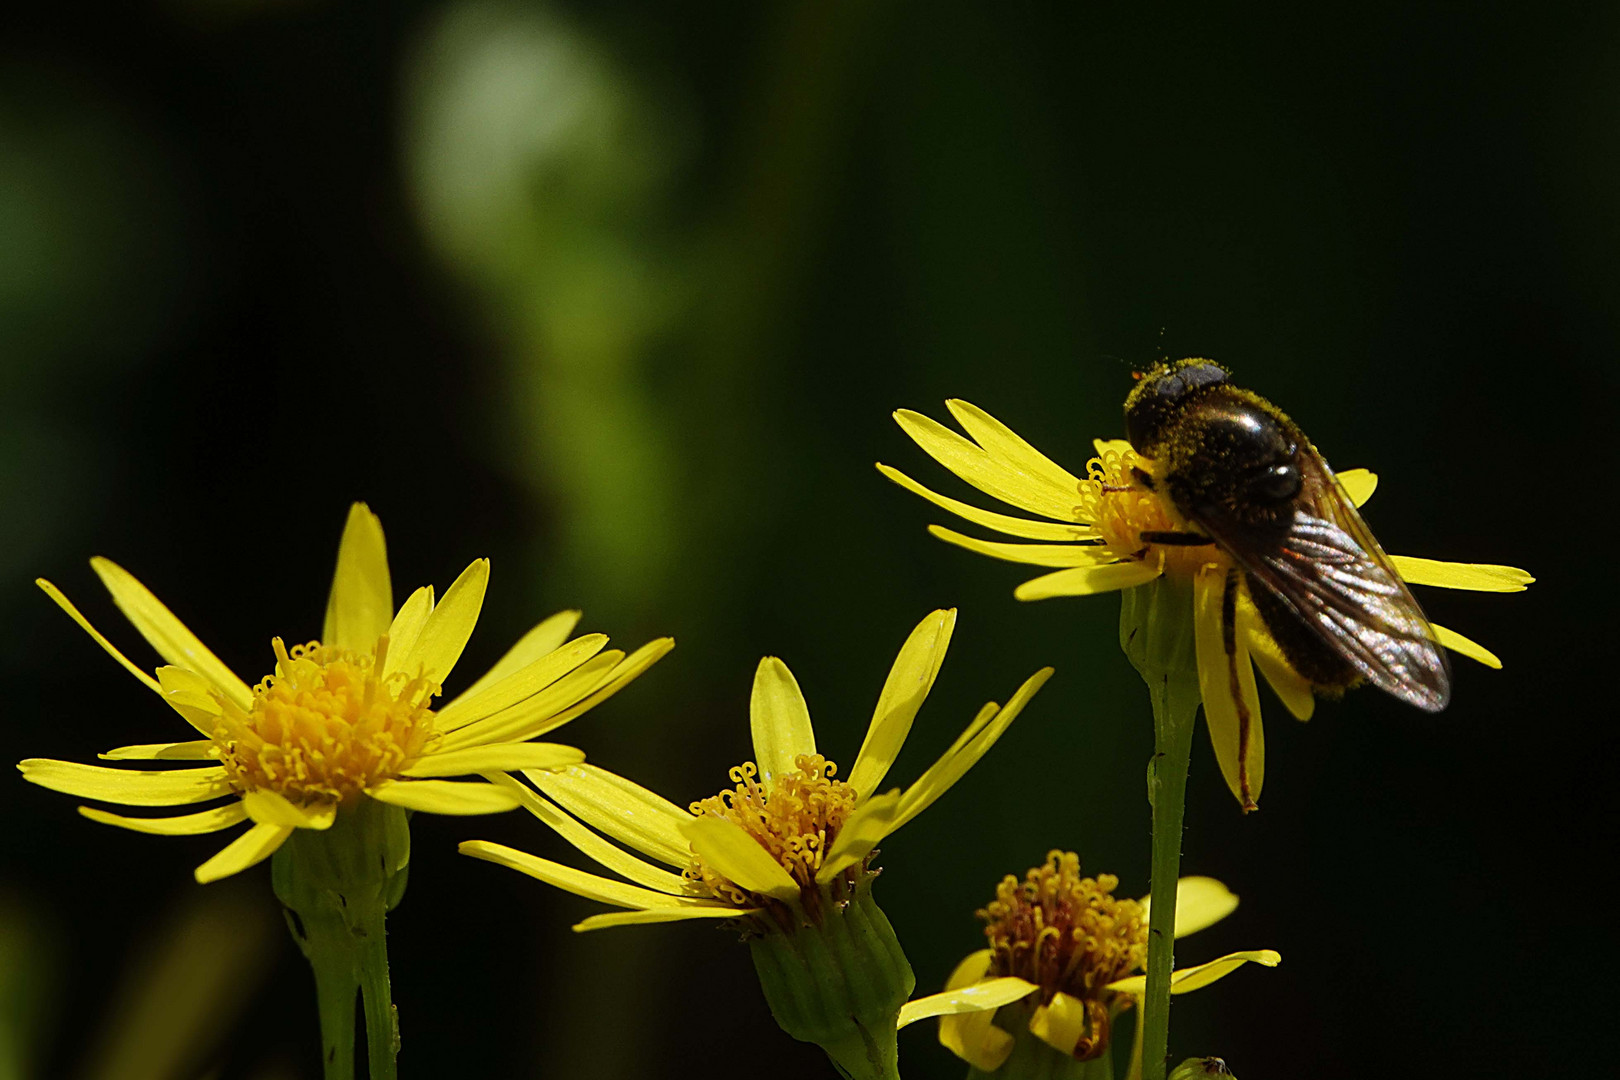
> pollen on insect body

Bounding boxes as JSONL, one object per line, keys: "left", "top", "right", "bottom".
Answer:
{"left": 211, "top": 637, "right": 441, "bottom": 807}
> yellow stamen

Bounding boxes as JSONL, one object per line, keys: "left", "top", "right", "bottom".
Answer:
{"left": 1077, "top": 445, "right": 1221, "bottom": 580}
{"left": 211, "top": 637, "right": 440, "bottom": 808}
{"left": 684, "top": 754, "right": 860, "bottom": 908}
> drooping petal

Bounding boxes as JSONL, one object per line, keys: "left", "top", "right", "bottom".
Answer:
{"left": 527, "top": 764, "right": 694, "bottom": 868}
{"left": 944, "top": 399, "right": 1086, "bottom": 490}
{"left": 1239, "top": 610, "right": 1315, "bottom": 722}
{"left": 1387, "top": 556, "right": 1534, "bottom": 593}
{"left": 928, "top": 526, "right": 1121, "bottom": 568}
{"left": 437, "top": 653, "right": 622, "bottom": 751}
{"left": 18, "top": 760, "right": 233, "bottom": 807}
{"left": 1430, "top": 622, "right": 1502, "bottom": 669}
{"left": 80, "top": 801, "right": 249, "bottom": 835}
{"left": 522, "top": 637, "right": 676, "bottom": 740}
{"left": 35, "top": 579, "right": 161, "bottom": 694}
{"left": 877, "top": 465, "right": 1100, "bottom": 541}
{"left": 99, "top": 740, "right": 217, "bottom": 761}
{"left": 1014, "top": 559, "right": 1162, "bottom": 601}
{"left": 680, "top": 816, "right": 800, "bottom": 901}
{"left": 896, "top": 977, "right": 1037, "bottom": 1027}
{"left": 381, "top": 586, "right": 434, "bottom": 679}
{"left": 484, "top": 772, "right": 702, "bottom": 896}
{"left": 1106, "top": 949, "right": 1281, "bottom": 996}
{"left": 749, "top": 657, "right": 817, "bottom": 785}
{"left": 1334, "top": 468, "right": 1378, "bottom": 507}
{"left": 403, "top": 742, "right": 584, "bottom": 778}
{"left": 458, "top": 840, "right": 730, "bottom": 912}
{"left": 891, "top": 668, "right": 1053, "bottom": 833}
{"left": 815, "top": 790, "right": 901, "bottom": 883}
{"left": 434, "top": 634, "right": 609, "bottom": 731}
{"left": 322, "top": 503, "right": 393, "bottom": 654}
{"left": 933, "top": 951, "right": 1017, "bottom": 1072}
{"left": 1194, "top": 565, "right": 1265, "bottom": 811}
{"left": 90, "top": 558, "right": 252, "bottom": 710}
{"left": 893, "top": 410, "right": 1083, "bottom": 521}
{"left": 452, "top": 610, "right": 584, "bottom": 701}
{"left": 1139, "top": 877, "right": 1239, "bottom": 939}
{"left": 1029, "top": 991, "right": 1089, "bottom": 1056}
{"left": 194, "top": 822, "right": 293, "bottom": 883}
{"left": 573, "top": 906, "right": 757, "bottom": 932}
{"left": 366, "top": 779, "right": 520, "bottom": 815}
{"left": 847, "top": 609, "right": 956, "bottom": 800}
{"left": 399, "top": 558, "right": 488, "bottom": 683}
{"left": 242, "top": 789, "right": 336, "bottom": 830}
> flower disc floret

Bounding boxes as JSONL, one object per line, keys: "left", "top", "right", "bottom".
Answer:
{"left": 1078, "top": 447, "right": 1214, "bottom": 581}
{"left": 214, "top": 637, "right": 440, "bottom": 806}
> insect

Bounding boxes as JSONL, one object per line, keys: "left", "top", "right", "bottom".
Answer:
{"left": 1122, "top": 358, "right": 1450, "bottom": 714}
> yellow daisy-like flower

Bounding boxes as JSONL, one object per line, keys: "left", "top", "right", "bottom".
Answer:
{"left": 18, "top": 503, "right": 672, "bottom": 884}
{"left": 880, "top": 398, "right": 1532, "bottom": 807}
{"left": 460, "top": 608, "right": 1052, "bottom": 931}
{"left": 898, "top": 852, "right": 1278, "bottom": 1076}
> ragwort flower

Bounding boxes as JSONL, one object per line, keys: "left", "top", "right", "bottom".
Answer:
{"left": 18, "top": 503, "right": 672, "bottom": 884}
{"left": 880, "top": 392, "right": 1532, "bottom": 808}
{"left": 461, "top": 609, "right": 1052, "bottom": 1080}
{"left": 899, "top": 852, "right": 1277, "bottom": 1078}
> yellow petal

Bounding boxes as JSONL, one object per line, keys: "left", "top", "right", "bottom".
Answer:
{"left": 929, "top": 526, "right": 1121, "bottom": 568}
{"left": 1194, "top": 565, "right": 1265, "bottom": 811}
{"left": 79, "top": 801, "right": 248, "bottom": 835}
{"left": 90, "top": 558, "right": 252, "bottom": 710}
{"left": 1239, "top": 611, "right": 1315, "bottom": 722}
{"left": 453, "top": 610, "right": 584, "bottom": 701}
{"left": 893, "top": 409, "right": 1083, "bottom": 521}
{"left": 399, "top": 558, "right": 488, "bottom": 683}
{"left": 99, "top": 740, "right": 217, "bottom": 761}
{"left": 35, "top": 579, "right": 161, "bottom": 694}
{"left": 241, "top": 790, "right": 336, "bottom": 830}
{"left": 520, "top": 637, "right": 676, "bottom": 741}
{"left": 484, "top": 773, "right": 702, "bottom": 896}
{"left": 944, "top": 399, "right": 1086, "bottom": 491}
{"left": 381, "top": 586, "right": 435, "bottom": 679}
{"left": 892, "top": 667, "right": 1054, "bottom": 833}
{"left": 403, "top": 742, "right": 584, "bottom": 778}
{"left": 1140, "top": 877, "right": 1239, "bottom": 939}
{"left": 1387, "top": 556, "right": 1535, "bottom": 593}
{"left": 1106, "top": 949, "right": 1281, "bottom": 996}
{"left": 749, "top": 657, "right": 817, "bottom": 784}
{"left": 897, "top": 977, "right": 1036, "bottom": 1028}
{"left": 930, "top": 957, "right": 1017, "bottom": 1074}
{"left": 815, "top": 790, "right": 901, "bottom": 883}
{"left": 321, "top": 503, "right": 392, "bottom": 653}
{"left": 877, "top": 464, "right": 1100, "bottom": 541}
{"left": 946, "top": 949, "right": 994, "bottom": 990}
{"left": 366, "top": 779, "right": 520, "bottom": 815}
{"left": 527, "top": 764, "right": 694, "bottom": 868}
{"left": 1014, "top": 559, "right": 1162, "bottom": 600}
{"left": 437, "top": 652, "right": 622, "bottom": 751}
{"left": 1334, "top": 468, "right": 1378, "bottom": 507}
{"left": 573, "top": 906, "right": 756, "bottom": 932}
{"left": 18, "top": 760, "right": 233, "bottom": 807}
{"left": 847, "top": 609, "right": 956, "bottom": 799}
{"left": 434, "top": 634, "right": 610, "bottom": 730}
{"left": 194, "top": 822, "right": 293, "bottom": 883}
{"left": 458, "top": 840, "right": 729, "bottom": 912}
{"left": 155, "top": 666, "right": 224, "bottom": 737}
{"left": 1431, "top": 622, "right": 1502, "bottom": 669}
{"left": 1029, "top": 991, "right": 1089, "bottom": 1056}
{"left": 679, "top": 815, "right": 800, "bottom": 901}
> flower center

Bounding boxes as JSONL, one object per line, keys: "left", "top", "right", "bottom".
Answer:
{"left": 212, "top": 637, "right": 440, "bottom": 806}
{"left": 1077, "top": 445, "right": 1219, "bottom": 580}
{"left": 981, "top": 851, "right": 1147, "bottom": 1004}
{"left": 684, "top": 754, "right": 859, "bottom": 907}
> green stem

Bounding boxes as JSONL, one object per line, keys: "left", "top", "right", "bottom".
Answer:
{"left": 1140, "top": 673, "right": 1201, "bottom": 1080}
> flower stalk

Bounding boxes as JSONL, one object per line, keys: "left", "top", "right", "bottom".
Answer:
{"left": 272, "top": 799, "right": 411, "bottom": 1080}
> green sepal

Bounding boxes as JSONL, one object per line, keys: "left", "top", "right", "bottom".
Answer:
{"left": 1119, "top": 574, "right": 1197, "bottom": 685}
{"left": 747, "top": 881, "right": 914, "bottom": 1080}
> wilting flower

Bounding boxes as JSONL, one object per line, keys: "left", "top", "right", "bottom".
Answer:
{"left": 881, "top": 398, "right": 1532, "bottom": 807}
{"left": 899, "top": 851, "right": 1277, "bottom": 1077}
{"left": 18, "top": 503, "right": 672, "bottom": 884}
{"left": 460, "top": 609, "right": 1051, "bottom": 1080}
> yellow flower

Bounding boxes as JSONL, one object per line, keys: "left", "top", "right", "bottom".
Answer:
{"left": 18, "top": 503, "right": 672, "bottom": 884}
{"left": 459, "top": 608, "right": 1052, "bottom": 931}
{"left": 898, "top": 852, "right": 1278, "bottom": 1076}
{"left": 880, "top": 399, "right": 1532, "bottom": 807}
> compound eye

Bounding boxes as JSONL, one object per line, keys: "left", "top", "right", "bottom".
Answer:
{"left": 1250, "top": 463, "right": 1301, "bottom": 503}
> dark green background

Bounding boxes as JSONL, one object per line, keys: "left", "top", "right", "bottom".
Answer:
{"left": 2, "top": 3, "right": 1610, "bottom": 1077}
